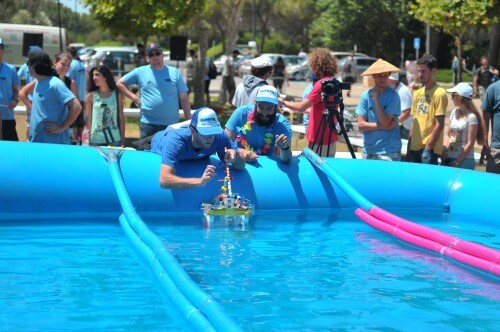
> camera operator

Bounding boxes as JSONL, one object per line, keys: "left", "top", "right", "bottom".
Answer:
{"left": 355, "top": 59, "right": 402, "bottom": 161}
{"left": 280, "top": 48, "right": 339, "bottom": 157}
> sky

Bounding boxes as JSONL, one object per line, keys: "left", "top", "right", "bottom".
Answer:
{"left": 58, "top": 0, "right": 90, "bottom": 14}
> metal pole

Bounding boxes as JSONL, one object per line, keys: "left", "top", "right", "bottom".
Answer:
{"left": 57, "top": 0, "right": 63, "bottom": 52}
{"left": 425, "top": 24, "right": 431, "bottom": 55}
{"left": 73, "top": 0, "right": 77, "bottom": 42}
{"left": 252, "top": 0, "right": 256, "bottom": 41}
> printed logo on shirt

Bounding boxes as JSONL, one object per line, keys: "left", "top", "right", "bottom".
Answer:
{"left": 415, "top": 94, "right": 430, "bottom": 116}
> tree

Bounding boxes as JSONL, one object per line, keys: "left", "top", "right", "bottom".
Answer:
{"left": 311, "top": 0, "right": 416, "bottom": 64}
{"left": 206, "top": 0, "right": 245, "bottom": 54}
{"left": 273, "top": 0, "right": 317, "bottom": 52}
{"left": 82, "top": 0, "right": 198, "bottom": 45}
{"left": 410, "top": 0, "right": 494, "bottom": 82}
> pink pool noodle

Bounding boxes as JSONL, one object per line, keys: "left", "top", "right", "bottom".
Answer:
{"left": 368, "top": 207, "right": 500, "bottom": 264}
{"left": 355, "top": 208, "right": 500, "bottom": 278}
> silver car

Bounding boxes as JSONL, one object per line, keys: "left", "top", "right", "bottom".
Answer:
{"left": 336, "top": 56, "right": 378, "bottom": 82}
{"left": 238, "top": 53, "right": 285, "bottom": 77}
{"left": 286, "top": 58, "right": 310, "bottom": 81}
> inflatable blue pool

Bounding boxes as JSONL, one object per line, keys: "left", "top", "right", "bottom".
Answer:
{"left": 1, "top": 141, "right": 498, "bottom": 330}
{"left": 1, "top": 141, "right": 498, "bottom": 222}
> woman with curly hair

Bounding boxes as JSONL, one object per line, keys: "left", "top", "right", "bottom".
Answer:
{"left": 280, "top": 48, "right": 338, "bottom": 156}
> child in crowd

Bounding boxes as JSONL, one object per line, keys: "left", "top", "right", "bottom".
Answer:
{"left": 85, "top": 65, "right": 125, "bottom": 147}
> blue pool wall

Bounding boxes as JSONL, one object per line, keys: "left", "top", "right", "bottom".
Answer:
{"left": 1, "top": 141, "right": 498, "bottom": 223}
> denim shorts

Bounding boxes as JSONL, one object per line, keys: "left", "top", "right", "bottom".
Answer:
{"left": 486, "top": 147, "right": 500, "bottom": 174}
{"left": 363, "top": 152, "right": 401, "bottom": 161}
{"left": 139, "top": 122, "right": 167, "bottom": 139}
{"left": 409, "top": 149, "right": 439, "bottom": 165}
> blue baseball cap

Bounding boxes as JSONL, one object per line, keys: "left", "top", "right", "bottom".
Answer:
{"left": 29, "top": 45, "right": 42, "bottom": 52}
{"left": 190, "top": 107, "right": 223, "bottom": 135}
{"left": 255, "top": 86, "right": 279, "bottom": 105}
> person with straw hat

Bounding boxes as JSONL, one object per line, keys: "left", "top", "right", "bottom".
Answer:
{"left": 408, "top": 54, "right": 448, "bottom": 165}
{"left": 355, "top": 59, "right": 402, "bottom": 160}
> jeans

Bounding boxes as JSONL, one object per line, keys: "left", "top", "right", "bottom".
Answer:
{"left": 410, "top": 148, "right": 439, "bottom": 165}
{"left": 139, "top": 122, "right": 167, "bottom": 139}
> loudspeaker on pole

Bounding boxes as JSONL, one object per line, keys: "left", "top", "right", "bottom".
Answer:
{"left": 170, "top": 36, "right": 187, "bottom": 61}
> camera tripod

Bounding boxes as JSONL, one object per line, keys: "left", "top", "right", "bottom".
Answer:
{"left": 311, "top": 101, "right": 357, "bottom": 159}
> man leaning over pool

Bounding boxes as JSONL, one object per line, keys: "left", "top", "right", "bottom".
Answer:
{"left": 150, "top": 107, "right": 245, "bottom": 189}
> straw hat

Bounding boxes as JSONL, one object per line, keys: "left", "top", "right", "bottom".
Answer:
{"left": 361, "top": 59, "right": 401, "bottom": 77}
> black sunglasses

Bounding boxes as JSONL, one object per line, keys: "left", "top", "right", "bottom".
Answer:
{"left": 148, "top": 51, "right": 162, "bottom": 57}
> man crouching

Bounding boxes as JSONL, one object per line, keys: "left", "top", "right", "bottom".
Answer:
{"left": 151, "top": 107, "right": 245, "bottom": 189}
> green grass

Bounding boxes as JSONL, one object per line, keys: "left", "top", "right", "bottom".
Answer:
{"left": 435, "top": 69, "right": 473, "bottom": 84}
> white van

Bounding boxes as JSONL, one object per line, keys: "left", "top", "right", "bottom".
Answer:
{"left": 0, "top": 23, "right": 68, "bottom": 69}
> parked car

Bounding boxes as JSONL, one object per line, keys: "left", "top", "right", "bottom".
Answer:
{"left": 283, "top": 55, "right": 303, "bottom": 67}
{"left": 213, "top": 54, "right": 247, "bottom": 74}
{"left": 83, "top": 46, "right": 137, "bottom": 78}
{"left": 77, "top": 46, "right": 96, "bottom": 62}
{"left": 238, "top": 53, "right": 285, "bottom": 77}
{"left": 331, "top": 51, "right": 368, "bottom": 62}
{"left": 336, "top": 55, "right": 378, "bottom": 82}
{"left": 286, "top": 52, "right": 372, "bottom": 81}
{"left": 286, "top": 58, "right": 310, "bottom": 81}
{"left": 213, "top": 54, "right": 227, "bottom": 74}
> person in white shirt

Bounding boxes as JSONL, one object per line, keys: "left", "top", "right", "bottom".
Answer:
{"left": 388, "top": 72, "right": 412, "bottom": 140}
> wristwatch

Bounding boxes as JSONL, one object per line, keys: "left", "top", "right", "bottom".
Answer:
{"left": 12, "top": 97, "right": 19, "bottom": 103}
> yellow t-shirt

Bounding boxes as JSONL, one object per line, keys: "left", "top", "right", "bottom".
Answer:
{"left": 410, "top": 84, "right": 448, "bottom": 154}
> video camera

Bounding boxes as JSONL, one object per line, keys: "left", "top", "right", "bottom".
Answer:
{"left": 321, "top": 77, "right": 350, "bottom": 107}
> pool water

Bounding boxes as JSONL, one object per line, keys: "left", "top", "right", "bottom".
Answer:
{"left": 151, "top": 210, "right": 500, "bottom": 331}
{"left": 0, "top": 220, "right": 189, "bottom": 331}
{"left": 1, "top": 211, "right": 499, "bottom": 331}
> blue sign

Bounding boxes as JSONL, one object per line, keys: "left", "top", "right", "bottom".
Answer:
{"left": 414, "top": 38, "right": 421, "bottom": 50}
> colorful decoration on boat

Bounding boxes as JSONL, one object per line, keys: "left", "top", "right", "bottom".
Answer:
{"left": 201, "top": 163, "right": 253, "bottom": 227}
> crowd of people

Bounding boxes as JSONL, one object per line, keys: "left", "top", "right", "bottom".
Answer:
{"left": 0, "top": 36, "right": 499, "bottom": 190}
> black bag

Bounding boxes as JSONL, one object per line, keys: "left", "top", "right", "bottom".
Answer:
{"left": 208, "top": 60, "right": 218, "bottom": 79}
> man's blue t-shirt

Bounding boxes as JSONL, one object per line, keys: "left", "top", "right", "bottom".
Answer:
{"left": 122, "top": 65, "right": 188, "bottom": 126}
{"left": 29, "top": 76, "right": 76, "bottom": 144}
{"left": 151, "top": 127, "right": 235, "bottom": 170}
{"left": 18, "top": 63, "right": 35, "bottom": 84}
{"left": 355, "top": 87, "right": 401, "bottom": 154}
{"left": 482, "top": 80, "right": 500, "bottom": 148}
{"left": 0, "top": 62, "right": 20, "bottom": 120}
{"left": 68, "top": 59, "right": 87, "bottom": 102}
{"left": 225, "top": 104, "right": 292, "bottom": 155}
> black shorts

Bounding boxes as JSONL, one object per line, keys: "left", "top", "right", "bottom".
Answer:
{"left": 1, "top": 119, "right": 19, "bottom": 141}
{"left": 70, "top": 101, "right": 85, "bottom": 129}
{"left": 204, "top": 80, "right": 210, "bottom": 94}
{"left": 343, "top": 76, "right": 355, "bottom": 83}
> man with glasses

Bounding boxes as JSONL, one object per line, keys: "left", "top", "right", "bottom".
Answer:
{"left": 150, "top": 107, "right": 245, "bottom": 189}
{"left": 225, "top": 86, "right": 292, "bottom": 163}
{"left": 0, "top": 38, "right": 21, "bottom": 141}
{"left": 117, "top": 42, "right": 191, "bottom": 138}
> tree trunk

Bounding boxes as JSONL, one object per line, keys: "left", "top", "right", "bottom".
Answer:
{"left": 488, "top": 23, "right": 500, "bottom": 68}
{"left": 456, "top": 36, "right": 462, "bottom": 83}
{"left": 193, "top": 12, "right": 207, "bottom": 108}
{"left": 224, "top": 1, "right": 244, "bottom": 53}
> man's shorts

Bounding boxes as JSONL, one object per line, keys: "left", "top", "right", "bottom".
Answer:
{"left": 1, "top": 119, "right": 19, "bottom": 141}
{"left": 486, "top": 147, "right": 500, "bottom": 174}
{"left": 70, "top": 101, "right": 85, "bottom": 129}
